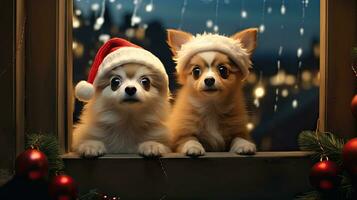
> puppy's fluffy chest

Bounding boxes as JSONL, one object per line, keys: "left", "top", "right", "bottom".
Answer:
{"left": 189, "top": 97, "right": 232, "bottom": 151}
{"left": 93, "top": 97, "right": 166, "bottom": 151}
{"left": 94, "top": 111, "right": 142, "bottom": 153}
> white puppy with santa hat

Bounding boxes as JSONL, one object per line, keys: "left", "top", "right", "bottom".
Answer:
{"left": 73, "top": 38, "right": 171, "bottom": 157}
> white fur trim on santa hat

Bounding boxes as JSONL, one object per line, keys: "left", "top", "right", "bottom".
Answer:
{"left": 176, "top": 33, "right": 252, "bottom": 79}
{"left": 93, "top": 47, "right": 168, "bottom": 86}
{"left": 75, "top": 80, "right": 94, "bottom": 102}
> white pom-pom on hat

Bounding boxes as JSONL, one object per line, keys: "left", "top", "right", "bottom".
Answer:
{"left": 75, "top": 81, "right": 94, "bottom": 102}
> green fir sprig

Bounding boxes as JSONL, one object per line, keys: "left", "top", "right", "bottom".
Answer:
{"left": 25, "top": 134, "right": 65, "bottom": 176}
{"left": 296, "top": 191, "right": 320, "bottom": 200}
{"left": 25, "top": 134, "right": 103, "bottom": 200}
{"left": 296, "top": 131, "right": 355, "bottom": 200}
{"left": 298, "top": 130, "right": 345, "bottom": 165}
{"left": 79, "top": 189, "right": 101, "bottom": 200}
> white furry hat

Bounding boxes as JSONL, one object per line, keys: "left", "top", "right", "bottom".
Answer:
{"left": 75, "top": 38, "right": 168, "bottom": 102}
{"left": 168, "top": 28, "right": 258, "bottom": 80}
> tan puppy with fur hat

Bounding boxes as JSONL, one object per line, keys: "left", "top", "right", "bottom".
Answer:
{"left": 73, "top": 38, "right": 171, "bottom": 157}
{"left": 167, "top": 28, "right": 258, "bottom": 156}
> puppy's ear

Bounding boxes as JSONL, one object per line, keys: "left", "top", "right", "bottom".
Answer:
{"left": 167, "top": 29, "right": 193, "bottom": 55}
{"left": 231, "top": 28, "right": 258, "bottom": 54}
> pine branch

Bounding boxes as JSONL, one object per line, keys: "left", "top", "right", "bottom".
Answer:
{"left": 25, "top": 134, "right": 65, "bottom": 177}
{"left": 298, "top": 131, "right": 345, "bottom": 165}
{"left": 295, "top": 191, "right": 321, "bottom": 200}
{"left": 79, "top": 189, "right": 101, "bottom": 200}
{"left": 25, "top": 134, "right": 106, "bottom": 200}
{"left": 339, "top": 174, "right": 354, "bottom": 200}
{"left": 297, "top": 131, "right": 356, "bottom": 200}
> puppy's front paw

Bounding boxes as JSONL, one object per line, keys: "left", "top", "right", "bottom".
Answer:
{"left": 230, "top": 137, "right": 256, "bottom": 155}
{"left": 180, "top": 140, "right": 205, "bottom": 157}
{"left": 77, "top": 140, "right": 107, "bottom": 158}
{"left": 138, "top": 141, "right": 171, "bottom": 157}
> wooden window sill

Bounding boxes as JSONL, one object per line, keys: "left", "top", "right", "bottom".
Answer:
{"left": 62, "top": 151, "right": 313, "bottom": 199}
{"left": 62, "top": 151, "right": 313, "bottom": 159}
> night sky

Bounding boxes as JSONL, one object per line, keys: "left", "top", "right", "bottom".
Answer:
{"left": 73, "top": 0, "right": 320, "bottom": 150}
{"left": 75, "top": 0, "right": 320, "bottom": 55}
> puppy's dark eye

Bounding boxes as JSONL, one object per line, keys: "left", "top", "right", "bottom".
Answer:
{"left": 192, "top": 67, "right": 201, "bottom": 79}
{"left": 218, "top": 65, "right": 229, "bottom": 79}
{"left": 140, "top": 77, "right": 150, "bottom": 90}
{"left": 110, "top": 77, "right": 121, "bottom": 91}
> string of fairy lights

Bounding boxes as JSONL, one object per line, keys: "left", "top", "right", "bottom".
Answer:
{"left": 73, "top": 0, "right": 318, "bottom": 133}
{"left": 293, "top": 0, "right": 310, "bottom": 109}
{"left": 252, "top": 0, "right": 267, "bottom": 109}
{"left": 93, "top": 0, "right": 106, "bottom": 30}
{"left": 241, "top": 0, "right": 247, "bottom": 19}
{"left": 259, "top": 0, "right": 266, "bottom": 33}
{"left": 213, "top": 0, "right": 220, "bottom": 33}
{"left": 178, "top": 0, "right": 188, "bottom": 30}
{"left": 272, "top": 0, "right": 286, "bottom": 112}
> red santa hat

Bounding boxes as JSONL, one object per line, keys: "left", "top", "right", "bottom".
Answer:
{"left": 75, "top": 38, "right": 168, "bottom": 102}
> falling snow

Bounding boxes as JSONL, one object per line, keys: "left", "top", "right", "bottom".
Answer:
{"left": 297, "top": 47, "right": 303, "bottom": 58}
{"left": 300, "top": 27, "right": 304, "bottom": 36}
{"left": 292, "top": 99, "right": 298, "bottom": 108}
{"left": 206, "top": 20, "right": 213, "bottom": 28}
{"left": 278, "top": 46, "right": 283, "bottom": 56}
{"left": 259, "top": 24, "right": 265, "bottom": 33}
{"left": 99, "top": 34, "right": 110, "bottom": 43}
{"left": 93, "top": 0, "right": 106, "bottom": 31}
{"left": 267, "top": 6, "right": 272, "bottom": 14}
{"left": 145, "top": 3, "right": 153, "bottom": 12}
{"left": 91, "top": 3, "right": 100, "bottom": 11}
{"left": 131, "top": 0, "right": 142, "bottom": 26}
{"left": 241, "top": 10, "right": 247, "bottom": 18}
{"left": 178, "top": 0, "right": 188, "bottom": 29}
{"left": 211, "top": 0, "right": 220, "bottom": 33}
{"left": 131, "top": 16, "right": 141, "bottom": 25}
{"left": 75, "top": 9, "right": 82, "bottom": 16}
{"left": 259, "top": 0, "right": 266, "bottom": 34}
{"left": 280, "top": 5, "right": 286, "bottom": 15}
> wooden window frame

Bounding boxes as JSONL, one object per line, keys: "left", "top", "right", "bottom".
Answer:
{"left": 1, "top": 0, "right": 354, "bottom": 198}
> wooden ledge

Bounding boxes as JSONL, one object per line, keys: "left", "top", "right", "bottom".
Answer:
{"left": 62, "top": 151, "right": 313, "bottom": 199}
{"left": 62, "top": 151, "right": 313, "bottom": 159}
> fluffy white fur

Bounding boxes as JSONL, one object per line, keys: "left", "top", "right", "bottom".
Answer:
{"left": 73, "top": 64, "right": 171, "bottom": 157}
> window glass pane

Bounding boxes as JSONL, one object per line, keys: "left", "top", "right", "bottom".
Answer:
{"left": 72, "top": 0, "right": 320, "bottom": 151}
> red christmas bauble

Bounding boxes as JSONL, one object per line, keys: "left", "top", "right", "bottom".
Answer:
{"left": 342, "top": 138, "right": 357, "bottom": 176}
{"left": 352, "top": 94, "right": 357, "bottom": 118}
{"left": 15, "top": 148, "right": 48, "bottom": 180}
{"left": 49, "top": 174, "right": 78, "bottom": 200}
{"left": 309, "top": 160, "right": 340, "bottom": 191}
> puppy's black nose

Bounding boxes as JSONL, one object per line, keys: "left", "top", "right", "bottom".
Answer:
{"left": 125, "top": 86, "right": 137, "bottom": 96}
{"left": 204, "top": 77, "right": 215, "bottom": 87}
